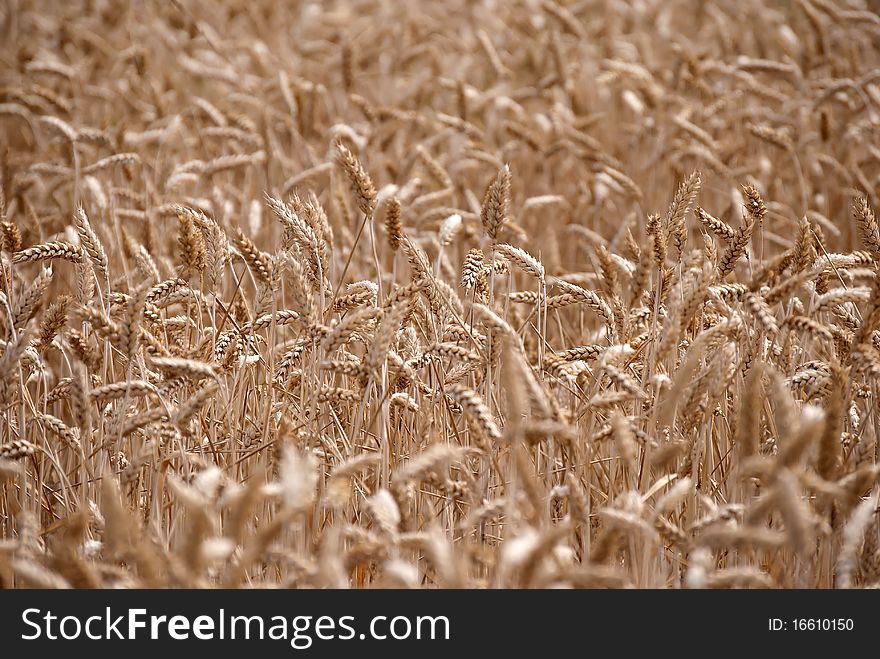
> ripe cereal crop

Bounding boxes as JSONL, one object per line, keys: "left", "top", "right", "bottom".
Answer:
{"left": 0, "top": 0, "right": 879, "bottom": 589}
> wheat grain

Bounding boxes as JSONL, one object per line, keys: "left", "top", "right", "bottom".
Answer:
{"left": 0, "top": 0, "right": 877, "bottom": 592}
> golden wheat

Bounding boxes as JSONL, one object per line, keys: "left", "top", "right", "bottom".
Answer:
{"left": 0, "top": 0, "right": 878, "bottom": 591}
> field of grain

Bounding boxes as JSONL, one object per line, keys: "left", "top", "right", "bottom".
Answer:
{"left": 1, "top": 0, "right": 879, "bottom": 589}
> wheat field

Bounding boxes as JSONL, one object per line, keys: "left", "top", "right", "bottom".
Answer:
{"left": 0, "top": 0, "right": 879, "bottom": 589}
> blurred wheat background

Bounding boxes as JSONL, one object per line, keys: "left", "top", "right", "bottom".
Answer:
{"left": 1, "top": 0, "right": 879, "bottom": 588}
